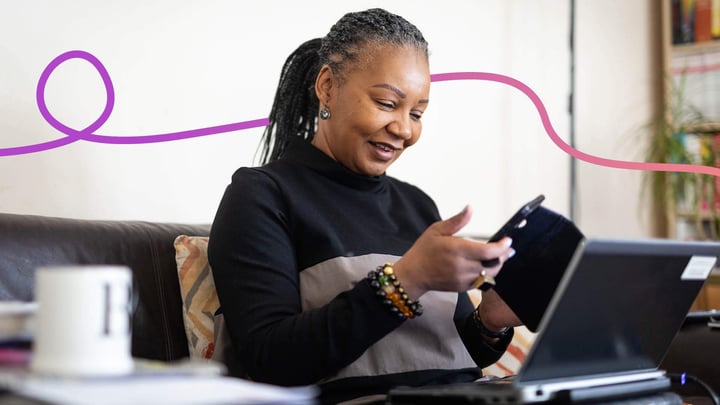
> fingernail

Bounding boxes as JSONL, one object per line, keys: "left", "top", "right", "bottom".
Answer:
{"left": 503, "top": 238, "right": 513, "bottom": 247}
{"left": 508, "top": 248, "right": 516, "bottom": 258}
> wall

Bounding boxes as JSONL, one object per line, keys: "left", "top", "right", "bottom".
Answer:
{"left": 574, "top": 0, "right": 658, "bottom": 238}
{"left": 0, "top": 0, "right": 656, "bottom": 238}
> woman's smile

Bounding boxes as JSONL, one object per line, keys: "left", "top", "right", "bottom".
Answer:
{"left": 369, "top": 141, "right": 400, "bottom": 161}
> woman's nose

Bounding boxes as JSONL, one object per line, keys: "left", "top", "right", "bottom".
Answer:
{"left": 387, "top": 114, "right": 412, "bottom": 140}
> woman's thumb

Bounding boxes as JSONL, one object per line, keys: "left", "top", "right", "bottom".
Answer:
{"left": 433, "top": 204, "right": 472, "bottom": 236}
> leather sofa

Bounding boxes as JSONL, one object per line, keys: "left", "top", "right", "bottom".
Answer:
{"left": 1, "top": 212, "right": 718, "bottom": 397}
{"left": 0, "top": 212, "right": 210, "bottom": 361}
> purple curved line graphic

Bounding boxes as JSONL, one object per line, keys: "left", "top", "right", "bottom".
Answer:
{"left": 0, "top": 50, "right": 269, "bottom": 156}
{"left": 36, "top": 50, "right": 114, "bottom": 140}
{"left": 1, "top": 50, "right": 719, "bottom": 179}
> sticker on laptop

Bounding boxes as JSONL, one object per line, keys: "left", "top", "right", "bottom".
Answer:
{"left": 681, "top": 256, "right": 717, "bottom": 280}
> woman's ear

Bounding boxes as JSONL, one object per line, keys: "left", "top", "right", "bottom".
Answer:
{"left": 315, "top": 64, "right": 334, "bottom": 106}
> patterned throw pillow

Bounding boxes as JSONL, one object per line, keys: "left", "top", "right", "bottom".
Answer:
{"left": 174, "top": 235, "right": 220, "bottom": 360}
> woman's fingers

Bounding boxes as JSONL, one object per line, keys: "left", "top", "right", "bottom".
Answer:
{"left": 466, "top": 239, "right": 516, "bottom": 290}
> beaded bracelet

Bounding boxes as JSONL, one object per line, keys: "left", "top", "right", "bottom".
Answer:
{"left": 367, "top": 263, "right": 423, "bottom": 320}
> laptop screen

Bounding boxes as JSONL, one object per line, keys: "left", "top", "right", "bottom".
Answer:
{"left": 518, "top": 238, "right": 719, "bottom": 383}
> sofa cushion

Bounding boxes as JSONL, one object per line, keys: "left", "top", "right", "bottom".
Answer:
{"left": 0, "top": 212, "right": 210, "bottom": 361}
{"left": 174, "top": 235, "right": 219, "bottom": 360}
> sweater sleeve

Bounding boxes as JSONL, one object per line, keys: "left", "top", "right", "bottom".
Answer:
{"left": 207, "top": 169, "right": 405, "bottom": 386}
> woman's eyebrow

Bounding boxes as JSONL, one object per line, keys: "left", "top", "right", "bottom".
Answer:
{"left": 372, "top": 83, "right": 406, "bottom": 98}
{"left": 371, "top": 83, "right": 429, "bottom": 104}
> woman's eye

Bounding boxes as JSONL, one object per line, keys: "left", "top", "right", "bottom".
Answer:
{"left": 377, "top": 101, "right": 394, "bottom": 109}
{"left": 411, "top": 112, "right": 423, "bottom": 121}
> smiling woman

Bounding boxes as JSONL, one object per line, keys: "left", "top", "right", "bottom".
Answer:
{"left": 311, "top": 43, "right": 430, "bottom": 177}
{"left": 207, "top": 8, "right": 524, "bottom": 405}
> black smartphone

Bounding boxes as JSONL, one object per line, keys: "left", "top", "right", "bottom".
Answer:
{"left": 478, "top": 194, "right": 545, "bottom": 289}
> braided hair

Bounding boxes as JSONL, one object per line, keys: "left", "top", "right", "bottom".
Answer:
{"left": 258, "top": 8, "right": 429, "bottom": 164}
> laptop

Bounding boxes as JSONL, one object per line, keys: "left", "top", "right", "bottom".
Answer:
{"left": 387, "top": 237, "right": 720, "bottom": 404}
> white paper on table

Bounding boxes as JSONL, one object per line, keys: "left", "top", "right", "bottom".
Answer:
{"left": 14, "top": 374, "right": 318, "bottom": 405}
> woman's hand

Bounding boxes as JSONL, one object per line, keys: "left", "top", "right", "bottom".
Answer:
{"left": 392, "top": 205, "right": 514, "bottom": 300}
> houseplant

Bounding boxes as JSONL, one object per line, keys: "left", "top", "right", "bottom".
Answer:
{"left": 643, "top": 73, "right": 719, "bottom": 239}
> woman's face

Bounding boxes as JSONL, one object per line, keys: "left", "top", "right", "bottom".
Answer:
{"left": 312, "top": 44, "right": 430, "bottom": 177}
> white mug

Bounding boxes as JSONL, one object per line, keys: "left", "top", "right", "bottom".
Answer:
{"left": 30, "top": 265, "right": 134, "bottom": 377}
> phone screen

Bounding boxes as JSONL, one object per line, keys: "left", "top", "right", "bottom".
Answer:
{"left": 480, "top": 194, "right": 545, "bottom": 269}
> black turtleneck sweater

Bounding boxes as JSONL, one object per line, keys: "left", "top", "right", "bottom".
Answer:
{"left": 208, "top": 138, "right": 512, "bottom": 404}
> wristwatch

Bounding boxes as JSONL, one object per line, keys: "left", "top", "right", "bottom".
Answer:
{"left": 472, "top": 307, "right": 511, "bottom": 339}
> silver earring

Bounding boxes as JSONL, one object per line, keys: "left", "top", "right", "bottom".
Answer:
{"left": 319, "top": 107, "right": 331, "bottom": 120}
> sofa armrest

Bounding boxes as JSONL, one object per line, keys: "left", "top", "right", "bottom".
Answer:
{"left": 0, "top": 212, "right": 210, "bottom": 361}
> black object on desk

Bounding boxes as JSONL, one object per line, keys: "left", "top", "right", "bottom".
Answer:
{"left": 661, "top": 311, "right": 720, "bottom": 398}
{"left": 489, "top": 205, "right": 583, "bottom": 332}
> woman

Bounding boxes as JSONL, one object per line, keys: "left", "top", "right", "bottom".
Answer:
{"left": 208, "top": 8, "right": 521, "bottom": 404}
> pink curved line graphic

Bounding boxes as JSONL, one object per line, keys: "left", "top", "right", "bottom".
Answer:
{"left": 1, "top": 50, "right": 718, "bottom": 179}
{"left": 431, "top": 72, "right": 720, "bottom": 177}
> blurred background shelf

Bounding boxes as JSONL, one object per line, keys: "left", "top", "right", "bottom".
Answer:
{"left": 660, "top": 0, "right": 720, "bottom": 310}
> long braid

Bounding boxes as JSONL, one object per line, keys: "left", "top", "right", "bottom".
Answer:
{"left": 258, "top": 38, "right": 321, "bottom": 164}
{"left": 258, "top": 8, "right": 428, "bottom": 164}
